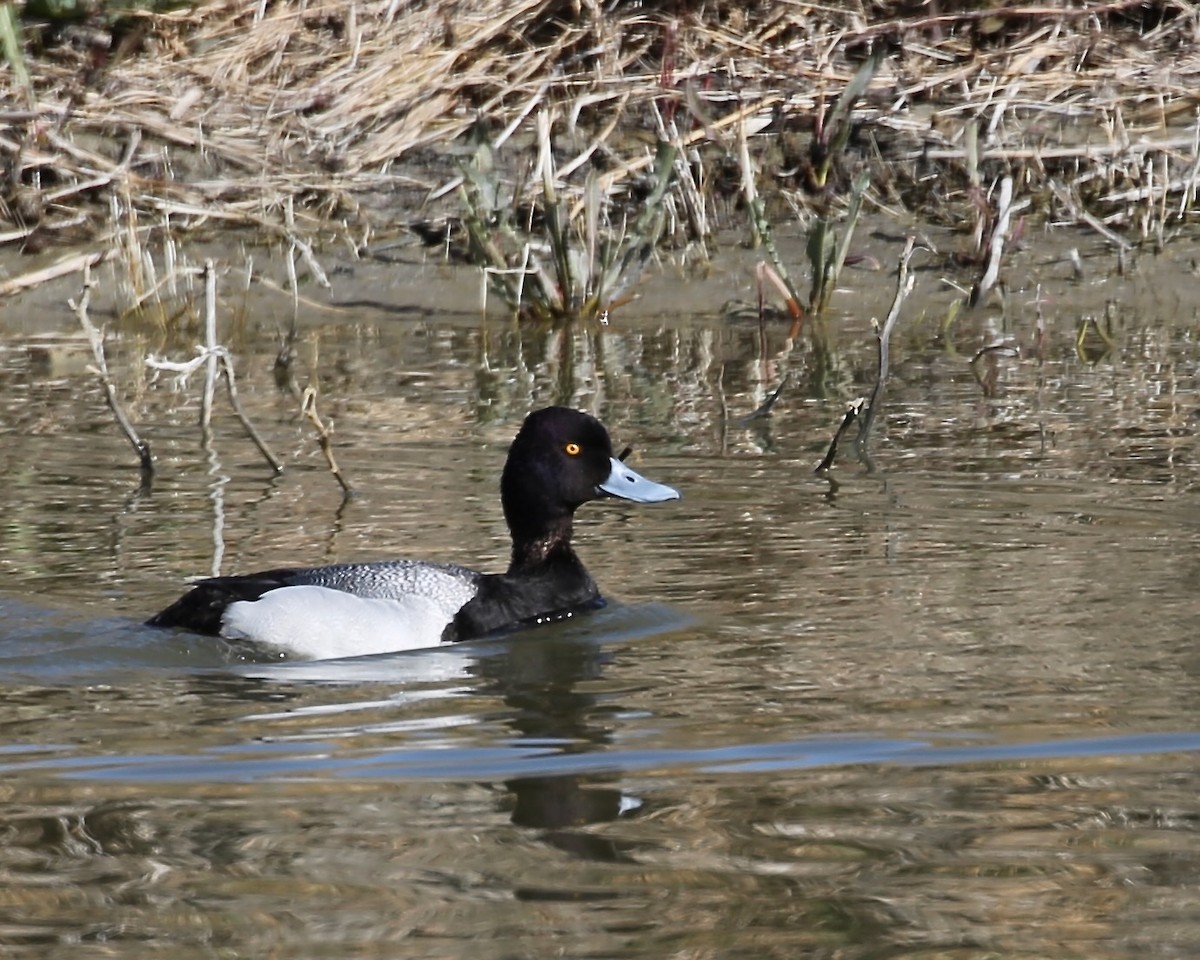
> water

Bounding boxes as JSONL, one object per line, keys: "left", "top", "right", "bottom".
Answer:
{"left": 2, "top": 240, "right": 1200, "bottom": 956}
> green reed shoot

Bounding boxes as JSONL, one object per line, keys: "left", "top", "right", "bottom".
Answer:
{"left": 807, "top": 170, "right": 869, "bottom": 315}
{"left": 459, "top": 113, "right": 676, "bottom": 324}
{"left": 807, "top": 47, "right": 882, "bottom": 192}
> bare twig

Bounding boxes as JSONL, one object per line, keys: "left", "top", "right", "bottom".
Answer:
{"left": 857, "top": 236, "right": 917, "bottom": 451}
{"left": 71, "top": 265, "right": 154, "bottom": 480}
{"left": 302, "top": 387, "right": 353, "bottom": 496}
{"left": 219, "top": 355, "right": 283, "bottom": 474}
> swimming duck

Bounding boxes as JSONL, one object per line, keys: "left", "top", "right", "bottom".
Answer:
{"left": 147, "top": 407, "right": 679, "bottom": 660}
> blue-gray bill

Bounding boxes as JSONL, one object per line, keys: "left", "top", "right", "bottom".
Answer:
{"left": 598, "top": 457, "right": 680, "bottom": 503}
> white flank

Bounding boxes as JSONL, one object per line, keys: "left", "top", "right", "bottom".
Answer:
{"left": 221, "top": 584, "right": 470, "bottom": 660}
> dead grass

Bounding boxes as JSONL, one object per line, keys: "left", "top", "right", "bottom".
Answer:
{"left": 1, "top": 0, "right": 1198, "bottom": 282}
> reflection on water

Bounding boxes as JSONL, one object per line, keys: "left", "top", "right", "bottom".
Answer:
{"left": 2, "top": 254, "right": 1200, "bottom": 956}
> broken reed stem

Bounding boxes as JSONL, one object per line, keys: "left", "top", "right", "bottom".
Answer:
{"left": 970, "top": 176, "right": 1014, "bottom": 308}
{"left": 739, "top": 118, "right": 804, "bottom": 323}
{"left": 0, "top": 249, "right": 117, "bottom": 298}
{"left": 283, "top": 195, "right": 330, "bottom": 290}
{"left": 302, "top": 386, "right": 353, "bottom": 496}
{"left": 756, "top": 261, "right": 804, "bottom": 330}
{"left": 154, "top": 259, "right": 281, "bottom": 474}
{"left": 815, "top": 398, "right": 865, "bottom": 474}
{"left": 71, "top": 264, "right": 154, "bottom": 479}
{"left": 653, "top": 100, "right": 710, "bottom": 248}
{"left": 1048, "top": 179, "right": 1133, "bottom": 251}
{"left": 201, "top": 259, "right": 218, "bottom": 435}
{"left": 856, "top": 236, "right": 917, "bottom": 451}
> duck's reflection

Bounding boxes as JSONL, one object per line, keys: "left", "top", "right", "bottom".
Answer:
{"left": 193, "top": 606, "right": 674, "bottom": 863}
{"left": 474, "top": 631, "right": 640, "bottom": 862}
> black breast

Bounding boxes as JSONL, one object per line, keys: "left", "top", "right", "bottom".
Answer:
{"left": 445, "top": 557, "right": 601, "bottom": 642}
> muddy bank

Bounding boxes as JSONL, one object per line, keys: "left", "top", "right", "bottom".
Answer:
{"left": 2, "top": 212, "right": 1196, "bottom": 334}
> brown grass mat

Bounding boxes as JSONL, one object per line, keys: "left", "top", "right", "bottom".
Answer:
{"left": 1, "top": 0, "right": 1197, "bottom": 257}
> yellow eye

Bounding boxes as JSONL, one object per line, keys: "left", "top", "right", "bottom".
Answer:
{"left": 564, "top": 442, "right": 581, "bottom": 456}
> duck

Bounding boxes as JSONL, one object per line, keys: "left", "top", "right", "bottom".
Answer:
{"left": 147, "top": 406, "right": 680, "bottom": 660}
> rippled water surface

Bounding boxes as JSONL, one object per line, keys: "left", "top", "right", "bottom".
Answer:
{"left": 2, "top": 240, "right": 1200, "bottom": 957}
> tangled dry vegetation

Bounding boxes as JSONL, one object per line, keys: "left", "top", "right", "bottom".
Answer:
{"left": 1, "top": 0, "right": 1198, "bottom": 304}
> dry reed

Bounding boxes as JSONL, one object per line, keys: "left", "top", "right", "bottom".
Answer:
{"left": 1, "top": 0, "right": 1197, "bottom": 286}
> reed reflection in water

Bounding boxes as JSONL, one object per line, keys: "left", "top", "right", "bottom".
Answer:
{"left": 1, "top": 281, "right": 1200, "bottom": 957}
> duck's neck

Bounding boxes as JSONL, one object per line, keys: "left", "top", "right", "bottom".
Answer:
{"left": 507, "top": 516, "right": 578, "bottom": 574}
